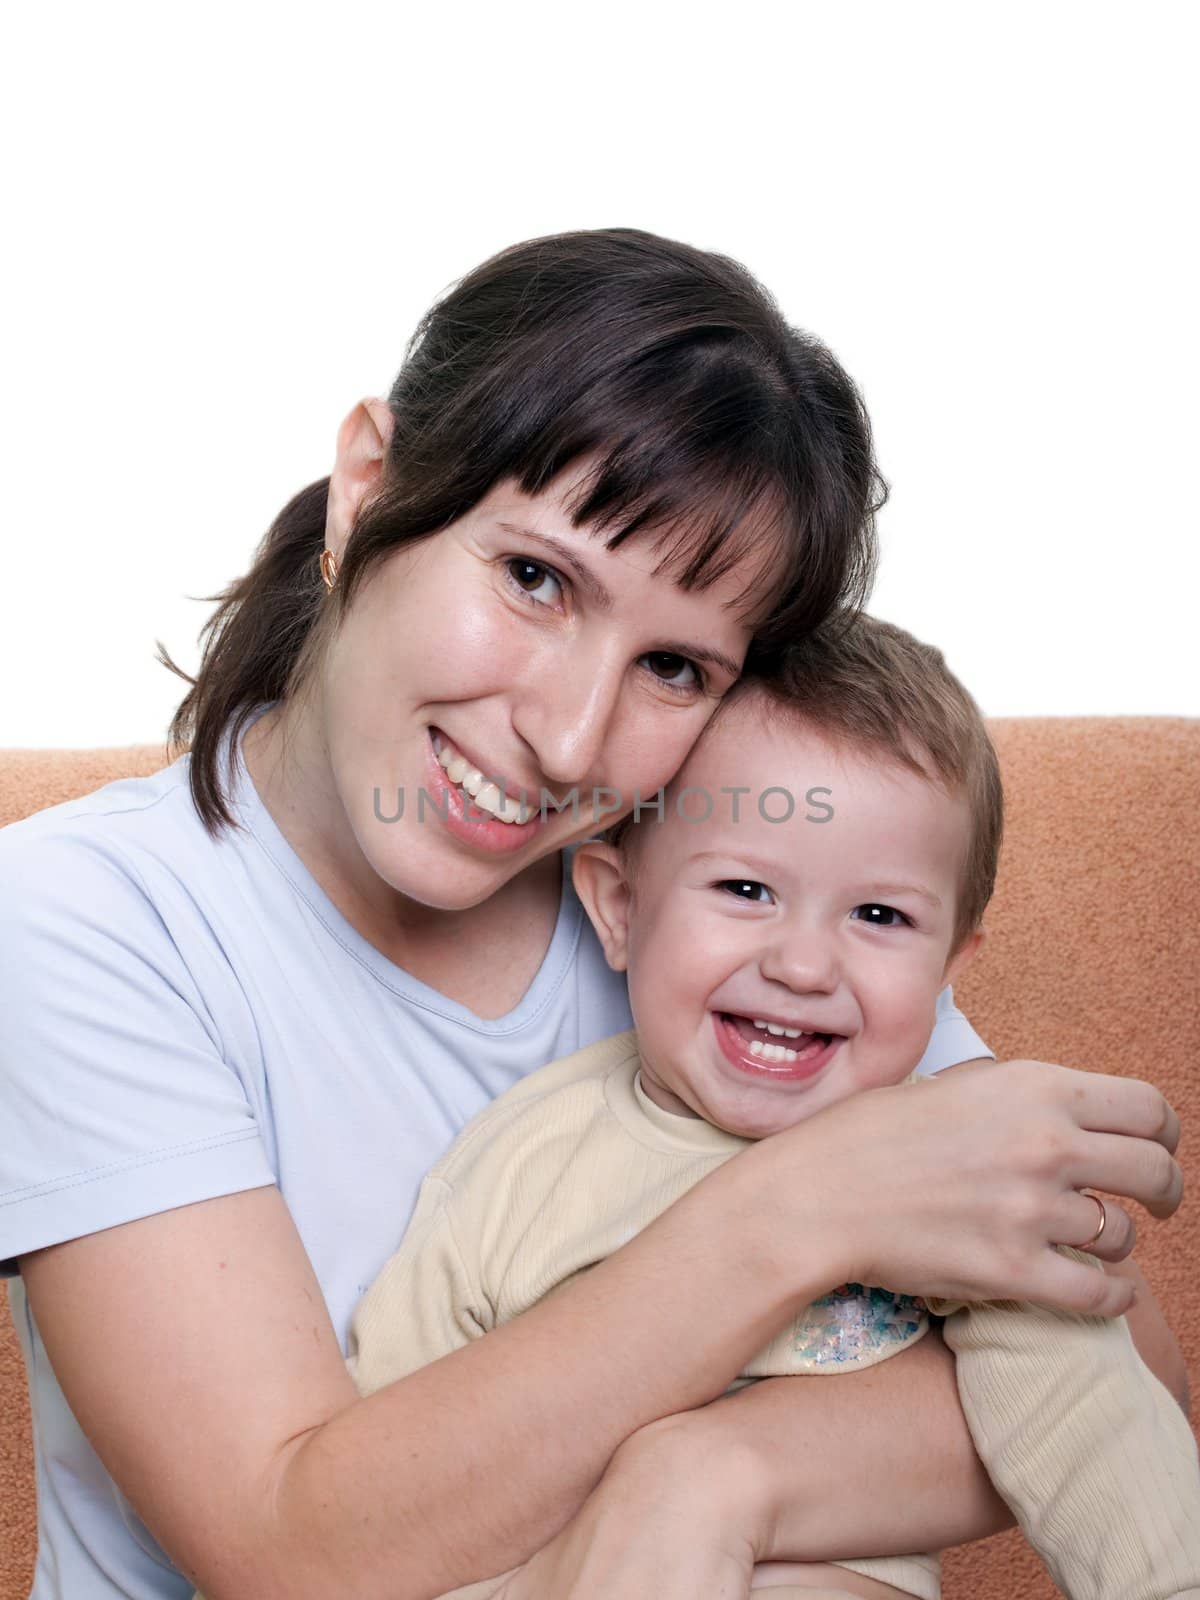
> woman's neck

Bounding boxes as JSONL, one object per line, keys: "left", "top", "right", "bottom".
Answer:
{"left": 241, "top": 700, "right": 565, "bottom": 1018}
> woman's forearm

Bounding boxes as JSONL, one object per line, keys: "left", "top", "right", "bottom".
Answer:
{"left": 1106, "top": 1253, "right": 1191, "bottom": 1414}
{"left": 276, "top": 1084, "right": 1187, "bottom": 1597}
{"left": 27, "top": 1181, "right": 823, "bottom": 1600}
{"left": 481, "top": 1333, "right": 1013, "bottom": 1600}
{"left": 28, "top": 1059, "right": 1183, "bottom": 1600}
{"left": 697, "top": 1330, "right": 1014, "bottom": 1563}
{"left": 272, "top": 1167, "right": 839, "bottom": 1600}
{"left": 668, "top": 1259, "right": 1189, "bottom": 1569}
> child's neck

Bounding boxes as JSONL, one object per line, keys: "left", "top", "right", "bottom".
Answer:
{"left": 635, "top": 1061, "right": 704, "bottom": 1121}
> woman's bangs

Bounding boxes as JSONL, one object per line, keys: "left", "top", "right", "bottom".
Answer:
{"left": 514, "top": 426, "right": 793, "bottom": 623}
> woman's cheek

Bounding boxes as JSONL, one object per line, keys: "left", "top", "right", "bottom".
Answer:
{"left": 616, "top": 707, "right": 718, "bottom": 801}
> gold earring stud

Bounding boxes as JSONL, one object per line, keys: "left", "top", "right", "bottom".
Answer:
{"left": 320, "top": 549, "right": 340, "bottom": 589}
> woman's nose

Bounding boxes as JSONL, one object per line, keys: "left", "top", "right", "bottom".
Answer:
{"left": 510, "top": 644, "right": 626, "bottom": 788}
{"left": 758, "top": 923, "right": 840, "bottom": 996}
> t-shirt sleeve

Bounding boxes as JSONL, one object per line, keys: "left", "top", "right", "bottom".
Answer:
{"left": 932, "top": 1258, "right": 1200, "bottom": 1595}
{"left": 0, "top": 827, "right": 277, "bottom": 1275}
{"left": 913, "top": 984, "right": 993, "bottom": 1075}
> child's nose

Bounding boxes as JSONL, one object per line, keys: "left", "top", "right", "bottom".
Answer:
{"left": 758, "top": 924, "right": 839, "bottom": 995}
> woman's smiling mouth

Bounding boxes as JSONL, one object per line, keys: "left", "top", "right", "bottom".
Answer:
{"left": 423, "top": 730, "right": 547, "bottom": 856}
{"left": 432, "top": 730, "right": 535, "bottom": 824}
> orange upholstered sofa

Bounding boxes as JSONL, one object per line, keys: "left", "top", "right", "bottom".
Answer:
{"left": 2, "top": 719, "right": 1198, "bottom": 1598}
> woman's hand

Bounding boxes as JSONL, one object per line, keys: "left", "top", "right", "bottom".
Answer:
{"left": 21, "top": 1060, "right": 1181, "bottom": 1600}
{"left": 724, "top": 1056, "right": 1181, "bottom": 1318}
{"left": 489, "top": 1333, "right": 1007, "bottom": 1600}
{"left": 491, "top": 1241, "right": 1193, "bottom": 1600}
{"left": 492, "top": 1414, "right": 763, "bottom": 1600}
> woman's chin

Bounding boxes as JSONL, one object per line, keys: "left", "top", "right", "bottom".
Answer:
{"left": 363, "top": 833, "right": 543, "bottom": 914}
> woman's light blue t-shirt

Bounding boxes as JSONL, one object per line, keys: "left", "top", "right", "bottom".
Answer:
{"left": 0, "top": 702, "right": 990, "bottom": 1599}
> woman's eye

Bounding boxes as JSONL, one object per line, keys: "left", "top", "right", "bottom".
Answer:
{"left": 642, "top": 651, "right": 701, "bottom": 694}
{"left": 505, "top": 558, "right": 564, "bottom": 608}
{"left": 503, "top": 566, "right": 704, "bottom": 694}
{"left": 719, "top": 879, "right": 774, "bottom": 904}
{"left": 851, "top": 903, "right": 911, "bottom": 928}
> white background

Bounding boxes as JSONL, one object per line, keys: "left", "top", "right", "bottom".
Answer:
{"left": 3, "top": 1, "right": 1197, "bottom": 747}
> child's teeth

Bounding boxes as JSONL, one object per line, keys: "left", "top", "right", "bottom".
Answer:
{"left": 754, "top": 1019, "right": 804, "bottom": 1039}
{"left": 748, "top": 1039, "right": 799, "bottom": 1062}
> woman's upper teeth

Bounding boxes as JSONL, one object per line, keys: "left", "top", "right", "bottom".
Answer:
{"left": 435, "top": 738, "right": 532, "bottom": 824}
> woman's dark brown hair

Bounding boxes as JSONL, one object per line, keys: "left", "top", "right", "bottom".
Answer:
{"left": 158, "top": 227, "right": 886, "bottom": 835}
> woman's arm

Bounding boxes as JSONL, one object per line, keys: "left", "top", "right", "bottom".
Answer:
{"left": 670, "top": 1254, "right": 1188, "bottom": 1567}
{"left": 23, "top": 1058, "right": 1183, "bottom": 1600}
{"left": 22, "top": 1178, "right": 847, "bottom": 1600}
{"left": 487, "top": 1258, "right": 1189, "bottom": 1600}
{"left": 1108, "top": 1252, "right": 1191, "bottom": 1414}
{"left": 485, "top": 1330, "right": 1006, "bottom": 1600}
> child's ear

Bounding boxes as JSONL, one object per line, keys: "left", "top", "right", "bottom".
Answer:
{"left": 941, "top": 926, "right": 985, "bottom": 988}
{"left": 572, "top": 843, "right": 634, "bottom": 973}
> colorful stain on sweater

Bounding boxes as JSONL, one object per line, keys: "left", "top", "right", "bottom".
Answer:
{"left": 792, "top": 1284, "right": 929, "bottom": 1367}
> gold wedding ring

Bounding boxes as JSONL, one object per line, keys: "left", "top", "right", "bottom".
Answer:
{"left": 1078, "top": 1190, "right": 1107, "bottom": 1251}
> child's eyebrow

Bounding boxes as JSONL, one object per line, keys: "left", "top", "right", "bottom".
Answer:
{"left": 866, "top": 882, "right": 943, "bottom": 909}
{"left": 687, "top": 850, "right": 780, "bottom": 877}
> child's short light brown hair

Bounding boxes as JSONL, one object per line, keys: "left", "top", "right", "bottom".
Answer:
{"left": 611, "top": 612, "right": 1004, "bottom": 953}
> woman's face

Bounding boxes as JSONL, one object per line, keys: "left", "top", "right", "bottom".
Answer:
{"left": 318, "top": 457, "right": 770, "bottom": 912}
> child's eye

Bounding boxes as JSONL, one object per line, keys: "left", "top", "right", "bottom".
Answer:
{"left": 851, "top": 903, "right": 912, "bottom": 928}
{"left": 505, "top": 558, "right": 564, "bottom": 608}
{"left": 718, "top": 879, "right": 774, "bottom": 904}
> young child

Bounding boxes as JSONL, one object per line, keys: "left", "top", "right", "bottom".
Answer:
{"left": 347, "top": 616, "right": 1200, "bottom": 1600}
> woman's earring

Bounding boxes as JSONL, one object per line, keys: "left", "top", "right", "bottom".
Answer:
{"left": 320, "top": 549, "right": 340, "bottom": 590}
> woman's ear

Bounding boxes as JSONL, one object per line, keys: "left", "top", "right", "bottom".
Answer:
{"left": 326, "top": 397, "right": 394, "bottom": 552}
{"left": 572, "top": 842, "right": 634, "bottom": 973}
{"left": 941, "top": 926, "right": 985, "bottom": 988}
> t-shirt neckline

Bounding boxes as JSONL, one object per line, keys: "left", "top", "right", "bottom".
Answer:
{"left": 628, "top": 1066, "right": 750, "bottom": 1154}
{"left": 223, "top": 702, "right": 584, "bottom": 1037}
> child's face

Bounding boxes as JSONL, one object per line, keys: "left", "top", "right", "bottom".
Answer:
{"left": 574, "top": 701, "right": 982, "bottom": 1139}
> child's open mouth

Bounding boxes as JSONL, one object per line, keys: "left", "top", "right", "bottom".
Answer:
{"left": 714, "top": 1012, "right": 843, "bottom": 1081}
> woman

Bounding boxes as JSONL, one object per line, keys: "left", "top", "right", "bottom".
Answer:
{"left": 1, "top": 228, "right": 1185, "bottom": 1600}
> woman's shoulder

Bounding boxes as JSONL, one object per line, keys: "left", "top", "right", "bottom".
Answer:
{"left": 0, "top": 755, "right": 246, "bottom": 921}
{"left": 0, "top": 748, "right": 260, "bottom": 1070}
{"left": 0, "top": 752, "right": 279, "bottom": 1270}
{"left": 0, "top": 749, "right": 223, "bottom": 885}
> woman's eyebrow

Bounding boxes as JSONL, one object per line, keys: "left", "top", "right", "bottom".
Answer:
{"left": 496, "top": 524, "right": 614, "bottom": 610}
{"left": 495, "top": 522, "right": 743, "bottom": 679}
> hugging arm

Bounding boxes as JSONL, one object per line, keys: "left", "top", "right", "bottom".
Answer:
{"left": 20, "top": 1059, "right": 1183, "bottom": 1600}
{"left": 671, "top": 1253, "right": 1189, "bottom": 1568}
{"left": 471, "top": 1058, "right": 1190, "bottom": 1600}
{"left": 483, "top": 1253, "right": 1191, "bottom": 1600}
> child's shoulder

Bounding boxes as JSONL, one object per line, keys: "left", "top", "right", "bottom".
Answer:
{"left": 500, "top": 1028, "right": 641, "bottom": 1110}
{"left": 428, "top": 1029, "right": 641, "bottom": 1178}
